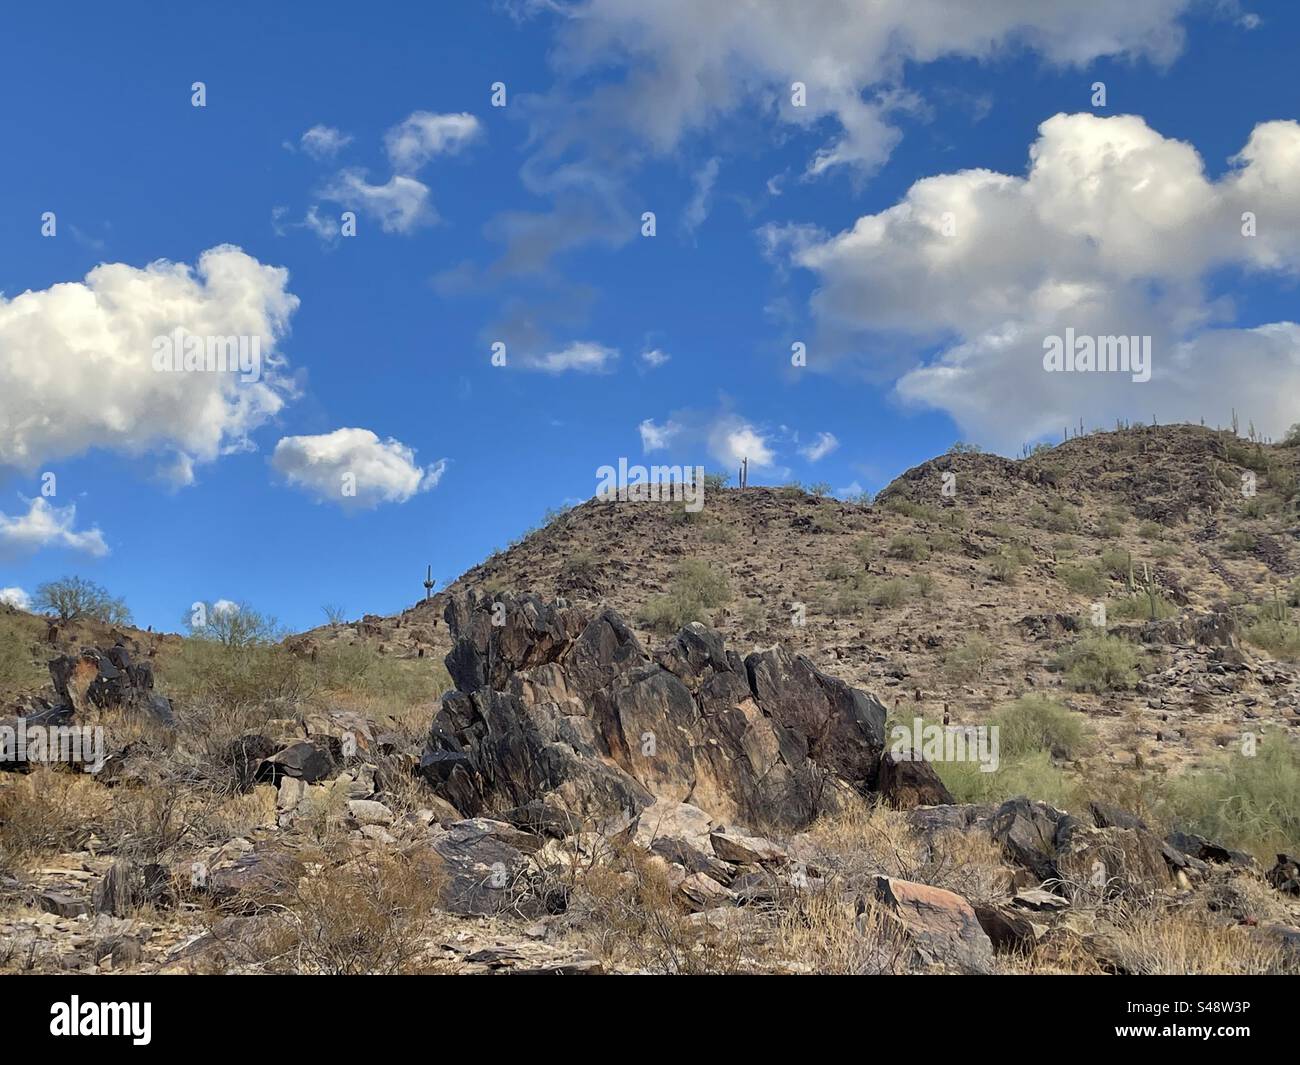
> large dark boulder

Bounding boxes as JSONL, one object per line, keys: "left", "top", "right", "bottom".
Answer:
{"left": 421, "top": 594, "right": 894, "bottom": 833}
{"left": 48, "top": 645, "right": 174, "bottom": 725}
{"left": 877, "top": 750, "right": 955, "bottom": 808}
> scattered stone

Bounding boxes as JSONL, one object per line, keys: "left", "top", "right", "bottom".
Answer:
{"left": 871, "top": 876, "right": 994, "bottom": 975}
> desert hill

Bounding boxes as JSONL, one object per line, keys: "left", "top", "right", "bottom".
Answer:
{"left": 303, "top": 423, "right": 1300, "bottom": 783}
{"left": 2, "top": 421, "right": 1298, "bottom": 975}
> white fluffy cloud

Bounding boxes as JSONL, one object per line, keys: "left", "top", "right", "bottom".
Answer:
{"left": 319, "top": 170, "right": 434, "bottom": 233}
{"left": 537, "top": 0, "right": 1192, "bottom": 178}
{"left": 772, "top": 113, "right": 1300, "bottom": 449}
{"left": 638, "top": 418, "right": 680, "bottom": 451}
{"left": 299, "top": 125, "right": 353, "bottom": 160}
{"left": 799, "top": 431, "right": 839, "bottom": 463}
{"left": 520, "top": 342, "right": 617, "bottom": 374}
{"left": 385, "top": 112, "right": 481, "bottom": 172}
{"left": 0, "top": 245, "right": 298, "bottom": 478}
{"left": 0, "top": 586, "right": 31, "bottom": 610}
{"left": 708, "top": 417, "right": 775, "bottom": 470}
{"left": 272, "top": 428, "right": 446, "bottom": 509}
{"left": 640, "top": 348, "right": 670, "bottom": 369}
{"left": 0, "top": 498, "right": 108, "bottom": 558}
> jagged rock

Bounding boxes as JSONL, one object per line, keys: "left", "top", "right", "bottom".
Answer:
{"left": 678, "top": 872, "right": 736, "bottom": 911}
{"left": 743, "top": 644, "right": 887, "bottom": 789}
{"left": 1012, "top": 887, "right": 1071, "bottom": 912}
{"left": 870, "top": 876, "right": 994, "bottom": 975}
{"left": 204, "top": 848, "right": 306, "bottom": 912}
{"left": 346, "top": 799, "right": 394, "bottom": 826}
{"left": 907, "top": 803, "right": 996, "bottom": 841}
{"left": 989, "top": 798, "right": 1068, "bottom": 884}
{"left": 629, "top": 800, "right": 715, "bottom": 852}
{"left": 877, "top": 750, "right": 955, "bottom": 808}
{"left": 1087, "top": 801, "right": 1149, "bottom": 832}
{"left": 423, "top": 594, "right": 889, "bottom": 833}
{"left": 973, "top": 901, "right": 1041, "bottom": 953}
{"left": 421, "top": 819, "right": 557, "bottom": 918}
{"left": 1267, "top": 854, "right": 1300, "bottom": 896}
{"left": 48, "top": 646, "right": 174, "bottom": 725}
{"left": 1055, "top": 822, "right": 1174, "bottom": 899}
{"left": 94, "top": 858, "right": 172, "bottom": 916}
{"left": 1166, "top": 830, "right": 1256, "bottom": 870}
{"left": 709, "top": 831, "right": 787, "bottom": 865}
{"left": 649, "top": 837, "right": 734, "bottom": 885}
{"left": 499, "top": 799, "right": 579, "bottom": 839}
{"left": 255, "top": 739, "right": 338, "bottom": 784}
{"left": 38, "top": 889, "right": 89, "bottom": 918}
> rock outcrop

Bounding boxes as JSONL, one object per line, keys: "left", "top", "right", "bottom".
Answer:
{"left": 420, "top": 593, "right": 889, "bottom": 832}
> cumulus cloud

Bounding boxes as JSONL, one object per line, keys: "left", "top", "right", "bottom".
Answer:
{"left": 799, "top": 431, "right": 839, "bottom": 462}
{"left": 0, "top": 245, "right": 298, "bottom": 477}
{"left": 385, "top": 111, "right": 482, "bottom": 172}
{"left": 318, "top": 170, "right": 434, "bottom": 234}
{"left": 533, "top": 0, "right": 1190, "bottom": 179}
{"left": 519, "top": 341, "right": 618, "bottom": 373}
{"left": 0, "top": 498, "right": 108, "bottom": 558}
{"left": 299, "top": 125, "right": 353, "bottom": 160}
{"left": 0, "top": 586, "right": 31, "bottom": 610}
{"left": 272, "top": 428, "right": 446, "bottom": 509}
{"left": 640, "top": 348, "right": 670, "bottom": 369}
{"left": 708, "top": 417, "right": 776, "bottom": 470}
{"left": 638, "top": 418, "right": 680, "bottom": 451}
{"left": 771, "top": 113, "right": 1300, "bottom": 449}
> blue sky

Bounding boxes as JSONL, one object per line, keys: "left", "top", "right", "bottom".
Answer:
{"left": 1, "top": 1, "right": 1298, "bottom": 632}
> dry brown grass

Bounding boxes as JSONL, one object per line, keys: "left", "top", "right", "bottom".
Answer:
{"left": 0, "top": 768, "right": 113, "bottom": 862}
{"left": 568, "top": 844, "right": 748, "bottom": 974}
{"left": 252, "top": 843, "right": 450, "bottom": 974}
{"left": 1010, "top": 895, "right": 1291, "bottom": 975}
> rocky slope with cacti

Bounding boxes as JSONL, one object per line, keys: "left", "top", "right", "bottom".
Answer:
{"left": 1, "top": 422, "right": 1298, "bottom": 975}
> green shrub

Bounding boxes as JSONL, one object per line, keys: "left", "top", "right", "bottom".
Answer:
{"left": 884, "top": 498, "right": 940, "bottom": 522}
{"left": 1224, "top": 530, "right": 1257, "bottom": 554}
{"left": 0, "top": 614, "right": 45, "bottom": 691}
{"left": 1028, "top": 501, "right": 1080, "bottom": 533}
{"left": 929, "top": 530, "right": 961, "bottom": 553}
{"left": 1110, "top": 594, "right": 1179, "bottom": 621}
{"left": 1136, "top": 520, "right": 1165, "bottom": 540}
{"left": 868, "top": 578, "right": 910, "bottom": 609}
{"left": 850, "top": 535, "right": 875, "bottom": 566}
{"left": 988, "top": 549, "right": 1027, "bottom": 583}
{"left": 1056, "top": 634, "right": 1144, "bottom": 692}
{"left": 993, "top": 695, "right": 1090, "bottom": 760}
{"left": 937, "top": 749, "right": 1078, "bottom": 809}
{"left": 639, "top": 559, "right": 732, "bottom": 633}
{"left": 943, "top": 635, "right": 995, "bottom": 683}
{"left": 1099, "top": 547, "right": 1133, "bottom": 578}
{"left": 1057, "top": 562, "right": 1106, "bottom": 596}
{"left": 1160, "top": 735, "right": 1300, "bottom": 860}
{"left": 1243, "top": 617, "right": 1300, "bottom": 660}
{"left": 886, "top": 534, "right": 929, "bottom": 561}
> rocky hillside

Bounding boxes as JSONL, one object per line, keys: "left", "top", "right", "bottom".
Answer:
{"left": 307, "top": 423, "right": 1300, "bottom": 781}
{"left": 2, "top": 422, "right": 1298, "bottom": 975}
